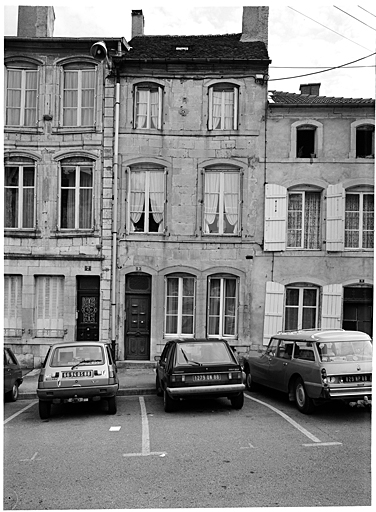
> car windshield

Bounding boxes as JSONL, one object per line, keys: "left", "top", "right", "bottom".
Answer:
{"left": 175, "top": 341, "right": 234, "bottom": 365}
{"left": 50, "top": 345, "right": 105, "bottom": 367}
{"left": 316, "top": 339, "right": 373, "bottom": 362}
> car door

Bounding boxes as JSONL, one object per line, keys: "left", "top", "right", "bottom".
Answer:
{"left": 268, "top": 340, "right": 294, "bottom": 392}
{"left": 4, "top": 348, "right": 18, "bottom": 394}
{"left": 251, "top": 338, "right": 279, "bottom": 386}
{"left": 157, "top": 342, "right": 173, "bottom": 389}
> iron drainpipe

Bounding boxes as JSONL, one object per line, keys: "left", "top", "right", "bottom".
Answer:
{"left": 111, "top": 74, "right": 120, "bottom": 359}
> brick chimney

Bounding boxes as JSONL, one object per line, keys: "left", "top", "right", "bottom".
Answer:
{"left": 300, "top": 83, "right": 321, "bottom": 95}
{"left": 17, "top": 6, "right": 55, "bottom": 37}
{"left": 131, "top": 10, "right": 145, "bottom": 38}
{"left": 240, "top": 6, "right": 269, "bottom": 46}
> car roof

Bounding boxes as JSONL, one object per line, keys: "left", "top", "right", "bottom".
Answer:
{"left": 49, "top": 341, "right": 111, "bottom": 348}
{"left": 168, "top": 339, "right": 230, "bottom": 344}
{"left": 271, "top": 329, "right": 372, "bottom": 342}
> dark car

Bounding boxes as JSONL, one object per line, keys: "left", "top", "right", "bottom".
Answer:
{"left": 242, "top": 329, "right": 372, "bottom": 414}
{"left": 4, "top": 347, "right": 23, "bottom": 402}
{"left": 155, "top": 339, "right": 245, "bottom": 412}
{"left": 37, "top": 341, "right": 119, "bottom": 419}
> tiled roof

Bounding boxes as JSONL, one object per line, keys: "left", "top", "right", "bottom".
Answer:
{"left": 269, "top": 90, "right": 375, "bottom": 105}
{"left": 122, "top": 34, "right": 270, "bottom": 61}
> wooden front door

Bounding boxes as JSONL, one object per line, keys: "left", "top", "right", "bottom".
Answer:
{"left": 125, "top": 273, "right": 152, "bottom": 360}
{"left": 76, "top": 276, "right": 100, "bottom": 341}
{"left": 343, "top": 287, "right": 373, "bottom": 337}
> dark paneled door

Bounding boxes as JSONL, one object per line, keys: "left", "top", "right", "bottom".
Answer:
{"left": 76, "top": 276, "right": 100, "bottom": 341}
{"left": 125, "top": 295, "right": 151, "bottom": 359}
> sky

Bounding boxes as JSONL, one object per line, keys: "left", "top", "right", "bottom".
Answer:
{"left": 2, "top": 0, "right": 376, "bottom": 99}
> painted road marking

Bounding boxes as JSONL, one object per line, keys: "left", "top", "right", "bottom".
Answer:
{"left": 109, "top": 426, "right": 121, "bottom": 431}
{"left": 20, "top": 452, "right": 41, "bottom": 462}
{"left": 123, "top": 396, "right": 166, "bottom": 458}
{"left": 241, "top": 442, "right": 255, "bottom": 449}
{"left": 3, "top": 400, "right": 37, "bottom": 425}
{"left": 303, "top": 442, "right": 342, "bottom": 447}
{"left": 245, "top": 394, "right": 342, "bottom": 446}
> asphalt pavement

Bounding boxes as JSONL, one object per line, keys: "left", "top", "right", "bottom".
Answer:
{"left": 19, "top": 364, "right": 157, "bottom": 399}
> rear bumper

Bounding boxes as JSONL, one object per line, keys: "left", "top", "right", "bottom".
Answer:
{"left": 167, "top": 383, "right": 245, "bottom": 398}
{"left": 37, "top": 383, "right": 119, "bottom": 401}
{"left": 322, "top": 385, "right": 372, "bottom": 400}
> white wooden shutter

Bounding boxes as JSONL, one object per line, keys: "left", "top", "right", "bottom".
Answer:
{"left": 326, "top": 184, "right": 345, "bottom": 251}
{"left": 264, "top": 184, "right": 287, "bottom": 251}
{"left": 321, "top": 284, "right": 342, "bottom": 329}
{"left": 263, "top": 281, "right": 284, "bottom": 345}
{"left": 4, "top": 276, "right": 22, "bottom": 329}
{"left": 36, "top": 276, "right": 64, "bottom": 330}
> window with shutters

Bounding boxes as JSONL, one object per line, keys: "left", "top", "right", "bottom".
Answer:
{"left": 345, "top": 189, "right": 374, "bottom": 249}
{"left": 59, "top": 157, "right": 94, "bottom": 230}
{"left": 290, "top": 120, "right": 323, "bottom": 159}
{"left": 35, "top": 276, "right": 64, "bottom": 336}
{"left": 203, "top": 168, "right": 241, "bottom": 235}
{"left": 61, "top": 64, "right": 96, "bottom": 127}
{"left": 133, "top": 83, "right": 163, "bottom": 130}
{"left": 284, "top": 285, "right": 318, "bottom": 331}
{"left": 208, "top": 83, "right": 238, "bottom": 131}
{"left": 4, "top": 157, "right": 36, "bottom": 229}
{"left": 5, "top": 64, "right": 38, "bottom": 127}
{"left": 4, "top": 275, "right": 23, "bottom": 336}
{"left": 127, "top": 166, "right": 166, "bottom": 233}
{"left": 287, "top": 190, "right": 321, "bottom": 249}
{"left": 207, "top": 276, "right": 238, "bottom": 338}
{"left": 165, "top": 275, "right": 196, "bottom": 337}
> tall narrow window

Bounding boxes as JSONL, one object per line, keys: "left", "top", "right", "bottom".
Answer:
{"left": 4, "top": 160, "right": 35, "bottom": 229}
{"left": 128, "top": 168, "right": 165, "bottom": 233}
{"left": 208, "top": 276, "right": 238, "bottom": 338}
{"left": 284, "top": 286, "right": 318, "bottom": 330}
{"left": 6, "top": 67, "right": 38, "bottom": 126}
{"left": 287, "top": 191, "right": 320, "bottom": 249}
{"left": 35, "top": 276, "right": 64, "bottom": 333}
{"left": 134, "top": 84, "right": 162, "bottom": 129}
{"left": 345, "top": 192, "right": 374, "bottom": 249}
{"left": 356, "top": 125, "right": 374, "bottom": 158}
{"left": 62, "top": 67, "right": 96, "bottom": 126}
{"left": 60, "top": 159, "right": 93, "bottom": 229}
{"left": 4, "top": 276, "right": 23, "bottom": 331}
{"left": 204, "top": 170, "right": 240, "bottom": 234}
{"left": 296, "top": 126, "right": 316, "bottom": 158}
{"left": 209, "top": 84, "right": 238, "bottom": 130}
{"left": 165, "top": 276, "right": 195, "bottom": 336}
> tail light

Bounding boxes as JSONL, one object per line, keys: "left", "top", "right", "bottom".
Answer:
{"left": 171, "top": 374, "right": 185, "bottom": 382}
{"left": 229, "top": 371, "right": 242, "bottom": 380}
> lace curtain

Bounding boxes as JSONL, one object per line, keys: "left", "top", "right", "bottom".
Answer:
{"left": 224, "top": 173, "right": 238, "bottom": 230}
{"left": 288, "top": 192, "right": 320, "bottom": 248}
{"left": 6, "top": 69, "right": 37, "bottom": 126}
{"left": 346, "top": 193, "right": 374, "bottom": 248}
{"left": 204, "top": 173, "right": 220, "bottom": 232}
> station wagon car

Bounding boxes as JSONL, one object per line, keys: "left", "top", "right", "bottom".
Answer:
{"left": 155, "top": 339, "right": 245, "bottom": 412}
{"left": 4, "top": 347, "right": 23, "bottom": 402}
{"left": 37, "top": 341, "right": 119, "bottom": 419}
{"left": 242, "top": 330, "right": 372, "bottom": 414}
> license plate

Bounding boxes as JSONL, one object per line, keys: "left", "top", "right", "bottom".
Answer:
{"left": 62, "top": 370, "right": 93, "bottom": 378}
{"left": 343, "top": 374, "right": 371, "bottom": 383}
{"left": 193, "top": 374, "right": 221, "bottom": 382}
{"left": 67, "top": 398, "right": 88, "bottom": 403}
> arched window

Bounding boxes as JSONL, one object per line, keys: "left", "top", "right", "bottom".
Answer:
{"left": 5, "top": 61, "right": 39, "bottom": 127}
{"left": 165, "top": 274, "right": 196, "bottom": 337}
{"left": 349, "top": 120, "right": 375, "bottom": 159}
{"left": 4, "top": 156, "right": 36, "bottom": 229}
{"left": 207, "top": 275, "right": 238, "bottom": 338}
{"left": 133, "top": 82, "right": 163, "bottom": 130}
{"left": 208, "top": 83, "right": 239, "bottom": 130}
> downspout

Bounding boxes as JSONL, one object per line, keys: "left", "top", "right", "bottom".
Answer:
{"left": 111, "top": 73, "right": 120, "bottom": 359}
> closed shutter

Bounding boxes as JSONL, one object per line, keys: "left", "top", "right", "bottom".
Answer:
{"left": 36, "top": 276, "right": 64, "bottom": 330}
{"left": 264, "top": 184, "right": 287, "bottom": 251}
{"left": 326, "top": 184, "right": 345, "bottom": 251}
{"left": 263, "top": 281, "right": 284, "bottom": 345}
{"left": 321, "top": 284, "right": 342, "bottom": 329}
{"left": 4, "top": 276, "right": 22, "bottom": 329}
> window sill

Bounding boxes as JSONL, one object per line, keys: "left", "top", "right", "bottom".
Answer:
{"left": 52, "top": 126, "right": 98, "bottom": 134}
{"left": 52, "top": 230, "right": 99, "bottom": 238}
{"left": 5, "top": 126, "right": 42, "bottom": 134}
{"left": 4, "top": 229, "right": 41, "bottom": 238}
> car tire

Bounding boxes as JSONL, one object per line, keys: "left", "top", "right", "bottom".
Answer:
{"left": 6, "top": 383, "right": 19, "bottom": 402}
{"left": 245, "top": 368, "right": 256, "bottom": 391}
{"left": 294, "top": 377, "right": 314, "bottom": 414}
{"left": 107, "top": 396, "right": 117, "bottom": 415}
{"left": 39, "top": 400, "right": 51, "bottom": 420}
{"left": 163, "top": 389, "right": 176, "bottom": 412}
{"left": 230, "top": 392, "right": 244, "bottom": 410}
{"left": 156, "top": 376, "right": 163, "bottom": 397}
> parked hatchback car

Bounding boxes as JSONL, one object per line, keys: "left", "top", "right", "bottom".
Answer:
{"left": 37, "top": 341, "right": 119, "bottom": 419}
{"left": 242, "top": 329, "right": 372, "bottom": 414}
{"left": 155, "top": 339, "right": 245, "bottom": 412}
{"left": 4, "top": 347, "right": 23, "bottom": 402}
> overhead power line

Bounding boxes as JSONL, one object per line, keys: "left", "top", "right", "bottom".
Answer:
{"left": 288, "top": 6, "right": 373, "bottom": 51}
{"left": 334, "top": 5, "right": 376, "bottom": 31}
{"left": 358, "top": 5, "right": 376, "bottom": 18}
{"left": 268, "top": 52, "right": 376, "bottom": 82}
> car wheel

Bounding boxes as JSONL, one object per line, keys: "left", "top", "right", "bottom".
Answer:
{"left": 245, "top": 368, "right": 256, "bottom": 391}
{"left": 230, "top": 392, "right": 244, "bottom": 410}
{"left": 107, "top": 396, "right": 117, "bottom": 415}
{"left": 156, "top": 376, "right": 163, "bottom": 397}
{"left": 163, "top": 389, "right": 176, "bottom": 412}
{"left": 294, "top": 377, "right": 314, "bottom": 414}
{"left": 39, "top": 400, "right": 51, "bottom": 420}
{"left": 6, "top": 383, "right": 19, "bottom": 402}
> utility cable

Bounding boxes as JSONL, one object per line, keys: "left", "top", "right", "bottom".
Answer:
{"left": 288, "top": 6, "right": 373, "bottom": 51}
{"left": 358, "top": 5, "right": 376, "bottom": 18}
{"left": 334, "top": 5, "right": 376, "bottom": 31}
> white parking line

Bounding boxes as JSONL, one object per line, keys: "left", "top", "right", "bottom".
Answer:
{"left": 245, "top": 393, "right": 342, "bottom": 445}
{"left": 123, "top": 396, "right": 166, "bottom": 457}
{"left": 3, "top": 401, "right": 37, "bottom": 425}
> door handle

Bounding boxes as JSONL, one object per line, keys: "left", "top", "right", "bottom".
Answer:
{"left": 283, "top": 362, "right": 288, "bottom": 366}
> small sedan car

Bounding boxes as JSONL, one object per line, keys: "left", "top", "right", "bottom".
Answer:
{"left": 37, "top": 341, "right": 119, "bottom": 419}
{"left": 242, "top": 329, "right": 372, "bottom": 414}
{"left": 4, "top": 347, "right": 23, "bottom": 402}
{"left": 155, "top": 339, "right": 245, "bottom": 412}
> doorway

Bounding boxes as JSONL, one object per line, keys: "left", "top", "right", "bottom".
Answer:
{"left": 76, "top": 276, "right": 100, "bottom": 341}
{"left": 342, "top": 286, "right": 373, "bottom": 337}
{"left": 125, "top": 273, "right": 151, "bottom": 360}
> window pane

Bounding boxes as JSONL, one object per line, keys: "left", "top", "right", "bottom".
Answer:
{"left": 183, "top": 278, "right": 194, "bottom": 297}
{"left": 287, "top": 193, "right": 302, "bottom": 247}
{"left": 304, "top": 192, "right": 320, "bottom": 249}
{"left": 79, "top": 189, "right": 92, "bottom": 228}
{"left": 181, "top": 316, "right": 193, "bottom": 335}
{"left": 363, "top": 194, "right": 374, "bottom": 248}
{"left": 303, "top": 288, "right": 317, "bottom": 307}
{"left": 135, "top": 89, "right": 148, "bottom": 128}
{"left": 167, "top": 278, "right": 179, "bottom": 296}
{"left": 61, "top": 189, "right": 75, "bottom": 228}
{"left": 166, "top": 316, "right": 177, "bottom": 334}
{"left": 302, "top": 308, "right": 316, "bottom": 329}
{"left": 4, "top": 189, "right": 18, "bottom": 228}
{"left": 5, "top": 167, "right": 19, "bottom": 186}
{"left": 285, "top": 288, "right": 299, "bottom": 306}
{"left": 61, "top": 167, "right": 76, "bottom": 187}
{"left": 23, "top": 188, "right": 34, "bottom": 228}
{"left": 285, "top": 307, "right": 298, "bottom": 330}
{"left": 80, "top": 167, "right": 92, "bottom": 187}
{"left": 23, "top": 167, "right": 35, "bottom": 186}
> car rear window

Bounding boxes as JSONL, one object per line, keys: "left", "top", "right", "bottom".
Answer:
{"left": 317, "top": 339, "right": 373, "bottom": 362}
{"left": 175, "top": 341, "right": 234, "bottom": 365}
{"left": 50, "top": 345, "right": 105, "bottom": 367}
